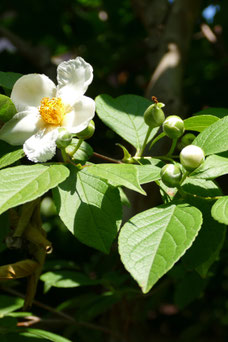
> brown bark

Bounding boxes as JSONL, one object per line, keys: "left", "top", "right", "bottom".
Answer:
{"left": 131, "top": 0, "right": 202, "bottom": 115}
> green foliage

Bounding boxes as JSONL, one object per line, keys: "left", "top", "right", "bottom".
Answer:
{"left": 0, "top": 296, "right": 24, "bottom": 316}
{"left": 95, "top": 94, "right": 159, "bottom": 150}
{"left": 53, "top": 166, "right": 122, "bottom": 253}
{"left": 184, "top": 115, "right": 219, "bottom": 132}
{"left": 40, "top": 270, "right": 100, "bottom": 292}
{"left": 191, "top": 155, "right": 228, "bottom": 179}
{"left": 0, "top": 72, "right": 22, "bottom": 91}
{"left": 1, "top": 2, "right": 228, "bottom": 337}
{"left": 119, "top": 203, "right": 202, "bottom": 293}
{"left": 86, "top": 163, "right": 145, "bottom": 194}
{"left": 65, "top": 138, "right": 93, "bottom": 162}
{"left": 0, "top": 95, "right": 17, "bottom": 122}
{"left": 211, "top": 196, "right": 228, "bottom": 225}
{"left": 193, "top": 116, "right": 228, "bottom": 155}
{"left": 0, "top": 164, "right": 69, "bottom": 214}
{"left": 0, "top": 147, "right": 24, "bottom": 170}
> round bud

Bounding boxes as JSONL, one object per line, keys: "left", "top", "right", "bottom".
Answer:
{"left": 163, "top": 115, "right": 185, "bottom": 139}
{"left": 40, "top": 197, "right": 57, "bottom": 217}
{"left": 160, "top": 164, "right": 182, "bottom": 188}
{"left": 56, "top": 128, "right": 72, "bottom": 148}
{"left": 144, "top": 103, "right": 165, "bottom": 128}
{"left": 76, "top": 120, "right": 95, "bottom": 140}
{"left": 180, "top": 145, "right": 205, "bottom": 171}
{"left": 178, "top": 133, "right": 196, "bottom": 150}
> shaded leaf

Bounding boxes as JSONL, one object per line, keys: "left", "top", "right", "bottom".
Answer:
{"left": 0, "top": 296, "right": 24, "bottom": 316}
{"left": 0, "top": 72, "right": 22, "bottom": 90}
{"left": 22, "top": 329, "right": 72, "bottom": 342}
{"left": 53, "top": 166, "right": 122, "bottom": 253}
{"left": 181, "top": 179, "right": 226, "bottom": 276}
{"left": 193, "top": 107, "right": 228, "bottom": 119}
{"left": 174, "top": 272, "right": 208, "bottom": 309}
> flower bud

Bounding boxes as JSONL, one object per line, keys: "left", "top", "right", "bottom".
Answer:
{"left": 163, "top": 115, "right": 185, "bottom": 139}
{"left": 56, "top": 128, "right": 72, "bottom": 148}
{"left": 76, "top": 120, "right": 95, "bottom": 140}
{"left": 180, "top": 145, "right": 205, "bottom": 171}
{"left": 178, "top": 133, "right": 196, "bottom": 150}
{"left": 160, "top": 164, "right": 182, "bottom": 188}
{"left": 144, "top": 103, "right": 165, "bottom": 128}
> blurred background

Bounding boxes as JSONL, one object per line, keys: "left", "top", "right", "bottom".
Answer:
{"left": 1, "top": 1, "right": 228, "bottom": 341}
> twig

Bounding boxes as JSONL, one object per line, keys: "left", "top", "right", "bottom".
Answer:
{"left": 93, "top": 152, "right": 122, "bottom": 164}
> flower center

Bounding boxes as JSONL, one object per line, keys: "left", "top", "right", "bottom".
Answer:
{"left": 39, "top": 97, "right": 65, "bottom": 125}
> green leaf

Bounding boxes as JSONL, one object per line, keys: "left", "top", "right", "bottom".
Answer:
{"left": 184, "top": 115, "right": 219, "bottom": 132}
{"left": 136, "top": 164, "right": 161, "bottom": 184}
{"left": 0, "top": 164, "right": 70, "bottom": 215}
{"left": 65, "top": 138, "right": 93, "bottom": 162}
{"left": 0, "top": 72, "right": 22, "bottom": 91}
{"left": 191, "top": 155, "right": 228, "bottom": 179}
{"left": 181, "top": 179, "right": 226, "bottom": 276}
{"left": 0, "top": 295, "right": 24, "bottom": 317}
{"left": 0, "top": 149, "right": 24, "bottom": 170}
{"left": 118, "top": 203, "right": 202, "bottom": 293}
{"left": 95, "top": 94, "right": 159, "bottom": 150}
{"left": 0, "top": 95, "right": 17, "bottom": 123}
{"left": 193, "top": 116, "right": 228, "bottom": 155}
{"left": 211, "top": 196, "right": 228, "bottom": 225}
{"left": 86, "top": 163, "right": 146, "bottom": 195}
{"left": 22, "top": 329, "right": 72, "bottom": 342}
{"left": 193, "top": 107, "right": 228, "bottom": 119}
{"left": 53, "top": 166, "right": 122, "bottom": 253}
{"left": 40, "top": 270, "right": 100, "bottom": 292}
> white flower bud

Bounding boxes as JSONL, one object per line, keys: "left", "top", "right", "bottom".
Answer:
{"left": 180, "top": 145, "right": 205, "bottom": 171}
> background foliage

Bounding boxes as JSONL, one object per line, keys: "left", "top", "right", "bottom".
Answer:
{"left": 0, "top": 0, "right": 228, "bottom": 341}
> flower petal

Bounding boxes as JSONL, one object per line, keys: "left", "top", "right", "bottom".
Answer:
{"left": 23, "top": 128, "right": 58, "bottom": 163}
{"left": 62, "top": 96, "right": 95, "bottom": 133}
{"left": 57, "top": 57, "right": 93, "bottom": 105}
{"left": 11, "top": 74, "right": 56, "bottom": 111}
{"left": 0, "top": 108, "right": 42, "bottom": 145}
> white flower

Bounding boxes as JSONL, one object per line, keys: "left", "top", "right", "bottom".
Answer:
{"left": 0, "top": 57, "right": 95, "bottom": 162}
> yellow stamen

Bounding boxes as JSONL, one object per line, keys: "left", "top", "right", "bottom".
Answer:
{"left": 39, "top": 97, "right": 65, "bottom": 125}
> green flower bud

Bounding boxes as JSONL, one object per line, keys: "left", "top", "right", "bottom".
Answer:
{"left": 163, "top": 115, "right": 185, "bottom": 139}
{"left": 160, "top": 164, "right": 182, "bottom": 188}
{"left": 144, "top": 103, "right": 165, "bottom": 128}
{"left": 56, "top": 127, "right": 72, "bottom": 148}
{"left": 76, "top": 120, "right": 95, "bottom": 140}
{"left": 40, "top": 197, "right": 57, "bottom": 217}
{"left": 178, "top": 133, "right": 196, "bottom": 150}
{"left": 180, "top": 145, "right": 205, "bottom": 171}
